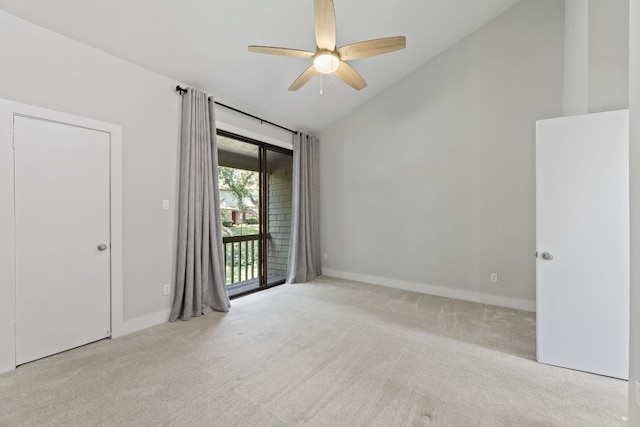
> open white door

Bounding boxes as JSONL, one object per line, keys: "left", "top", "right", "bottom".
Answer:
{"left": 536, "top": 110, "right": 629, "bottom": 379}
{"left": 14, "top": 116, "right": 111, "bottom": 365}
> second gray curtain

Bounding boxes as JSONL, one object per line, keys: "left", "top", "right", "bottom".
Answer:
{"left": 169, "top": 88, "right": 230, "bottom": 322}
{"left": 287, "top": 132, "right": 322, "bottom": 283}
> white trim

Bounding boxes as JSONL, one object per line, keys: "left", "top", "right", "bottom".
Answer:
{"left": 113, "top": 309, "right": 170, "bottom": 337}
{"left": 216, "top": 120, "right": 293, "bottom": 150}
{"left": 322, "top": 268, "right": 536, "bottom": 312}
{"left": 0, "top": 98, "right": 123, "bottom": 373}
{"left": 108, "top": 125, "right": 124, "bottom": 338}
{"left": 0, "top": 100, "right": 15, "bottom": 374}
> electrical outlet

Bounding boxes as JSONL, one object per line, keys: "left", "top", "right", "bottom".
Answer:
{"left": 163, "top": 284, "right": 171, "bottom": 295}
{"left": 490, "top": 273, "right": 498, "bottom": 283}
{"left": 323, "top": 253, "right": 328, "bottom": 261}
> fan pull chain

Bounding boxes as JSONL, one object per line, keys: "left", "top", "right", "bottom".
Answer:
{"left": 320, "top": 73, "right": 324, "bottom": 96}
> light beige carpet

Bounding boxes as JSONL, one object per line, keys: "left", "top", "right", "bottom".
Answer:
{"left": 0, "top": 277, "right": 627, "bottom": 426}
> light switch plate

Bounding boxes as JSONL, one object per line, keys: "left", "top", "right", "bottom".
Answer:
{"left": 162, "top": 200, "right": 170, "bottom": 210}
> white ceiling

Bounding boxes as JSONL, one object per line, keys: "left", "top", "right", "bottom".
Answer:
{"left": 0, "top": 0, "right": 521, "bottom": 133}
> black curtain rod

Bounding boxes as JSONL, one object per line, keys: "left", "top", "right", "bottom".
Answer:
{"left": 175, "top": 86, "right": 297, "bottom": 135}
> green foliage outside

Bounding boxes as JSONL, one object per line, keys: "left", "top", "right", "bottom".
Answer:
{"left": 219, "top": 165, "right": 261, "bottom": 284}
{"left": 224, "top": 239, "right": 259, "bottom": 285}
{"left": 222, "top": 224, "right": 259, "bottom": 237}
{"left": 219, "top": 166, "right": 258, "bottom": 225}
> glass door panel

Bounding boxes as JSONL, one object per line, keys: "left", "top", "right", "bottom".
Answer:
{"left": 217, "top": 134, "right": 261, "bottom": 297}
{"left": 217, "top": 131, "right": 293, "bottom": 298}
{"left": 265, "top": 148, "right": 293, "bottom": 287}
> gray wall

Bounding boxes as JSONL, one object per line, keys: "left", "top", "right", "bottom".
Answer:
{"left": 563, "top": 0, "right": 589, "bottom": 115}
{"left": 563, "top": 0, "right": 629, "bottom": 116}
{"left": 318, "top": 0, "right": 564, "bottom": 309}
{"left": 0, "top": 11, "right": 181, "bottom": 322}
{"left": 0, "top": 11, "right": 293, "bottom": 331}
{"left": 587, "top": 0, "right": 629, "bottom": 113}
{"left": 629, "top": 0, "right": 640, "bottom": 422}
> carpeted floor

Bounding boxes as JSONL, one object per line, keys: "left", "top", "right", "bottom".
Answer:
{"left": 0, "top": 277, "right": 627, "bottom": 426}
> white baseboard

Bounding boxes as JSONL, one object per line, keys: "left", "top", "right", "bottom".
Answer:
{"left": 112, "top": 308, "right": 171, "bottom": 338}
{"left": 322, "top": 269, "right": 536, "bottom": 312}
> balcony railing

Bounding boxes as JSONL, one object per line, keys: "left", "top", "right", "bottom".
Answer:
{"left": 222, "top": 234, "right": 260, "bottom": 285}
{"left": 222, "top": 233, "right": 286, "bottom": 297}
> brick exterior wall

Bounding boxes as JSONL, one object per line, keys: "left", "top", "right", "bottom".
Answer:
{"left": 267, "top": 160, "right": 292, "bottom": 279}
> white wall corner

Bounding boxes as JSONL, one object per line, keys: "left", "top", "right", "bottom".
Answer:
{"left": 629, "top": 0, "right": 640, "bottom": 423}
{"left": 0, "top": 331, "right": 15, "bottom": 374}
{"left": 112, "top": 309, "right": 171, "bottom": 338}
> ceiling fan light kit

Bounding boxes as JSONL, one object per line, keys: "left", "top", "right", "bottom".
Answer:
{"left": 248, "top": 0, "right": 406, "bottom": 91}
{"left": 313, "top": 52, "right": 340, "bottom": 74}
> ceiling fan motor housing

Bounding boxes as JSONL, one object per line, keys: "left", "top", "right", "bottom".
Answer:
{"left": 248, "top": 0, "right": 405, "bottom": 91}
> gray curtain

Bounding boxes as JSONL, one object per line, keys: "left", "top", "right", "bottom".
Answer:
{"left": 287, "top": 132, "right": 322, "bottom": 283}
{"left": 169, "top": 88, "right": 230, "bottom": 321}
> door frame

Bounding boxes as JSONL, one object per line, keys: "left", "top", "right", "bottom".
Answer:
{"left": 0, "top": 99, "right": 123, "bottom": 373}
{"left": 217, "top": 129, "right": 293, "bottom": 297}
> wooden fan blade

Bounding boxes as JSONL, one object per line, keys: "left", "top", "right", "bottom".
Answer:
{"left": 248, "top": 46, "right": 315, "bottom": 59}
{"left": 337, "top": 36, "right": 406, "bottom": 61}
{"left": 314, "top": 0, "right": 336, "bottom": 51}
{"left": 334, "top": 61, "right": 367, "bottom": 90}
{"left": 289, "top": 65, "right": 319, "bottom": 91}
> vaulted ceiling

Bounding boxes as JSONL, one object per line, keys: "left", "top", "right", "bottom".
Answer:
{"left": 0, "top": 0, "right": 521, "bottom": 133}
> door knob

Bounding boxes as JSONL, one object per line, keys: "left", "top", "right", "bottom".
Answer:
{"left": 97, "top": 244, "right": 108, "bottom": 251}
{"left": 541, "top": 251, "right": 553, "bottom": 260}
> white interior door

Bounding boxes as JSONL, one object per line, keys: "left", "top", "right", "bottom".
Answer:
{"left": 536, "top": 110, "right": 629, "bottom": 380}
{"left": 14, "top": 116, "right": 111, "bottom": 365}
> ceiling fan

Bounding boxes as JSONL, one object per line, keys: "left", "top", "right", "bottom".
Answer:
{"left": 248, "top": 0, "right": 406, "bottom": 91}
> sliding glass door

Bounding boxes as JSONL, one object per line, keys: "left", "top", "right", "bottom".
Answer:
{"left": 264, "top": 148, "right": 293, "bottom": 286}
{"left": 217, "top": 131, "right": 292, "bottom": 297}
